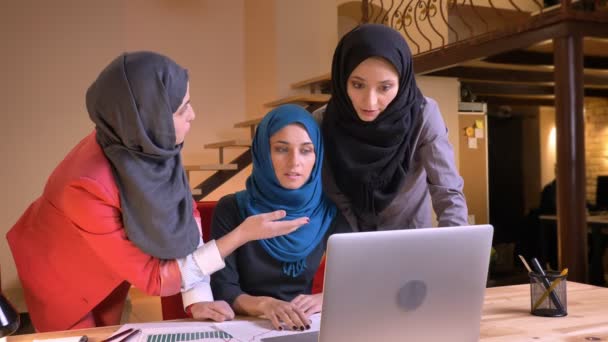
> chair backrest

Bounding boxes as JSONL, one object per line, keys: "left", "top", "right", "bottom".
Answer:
{"left": 160, "top": 201, "right": 217, "bottom": 320}
{"left": 311, "top": 255, "right": 325, "bottom": 294}
{"left": 160, "top": 200, "right": 326, "bottom": 320}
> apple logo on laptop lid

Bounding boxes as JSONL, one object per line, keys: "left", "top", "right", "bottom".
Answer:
{"left": 397, "top": 280, "right": 427, "bottom": 311}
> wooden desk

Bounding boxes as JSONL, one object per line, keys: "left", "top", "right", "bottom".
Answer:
{"left": 9, "top": 282, "right": 608, "bottom": 341}
{"left": 480, "top": 282, "right": 608, "bottom": 341}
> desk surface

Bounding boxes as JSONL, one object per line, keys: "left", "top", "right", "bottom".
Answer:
{"left": 539, "top": 214, "right": 608, "bottom": 224}
{"left": 9, "top": 282, "right": 608, "bottom": 341}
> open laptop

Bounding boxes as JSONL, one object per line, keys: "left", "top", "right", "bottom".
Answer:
{"left": 262, "top": 224, "right": 493, "bottom": 342}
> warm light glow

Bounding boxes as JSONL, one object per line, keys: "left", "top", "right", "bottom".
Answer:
{"left": 603, "top": 127, "right": 608, "bottom": 163}
{"left": 548, "top": 126, "right": 556, "bottom": 161}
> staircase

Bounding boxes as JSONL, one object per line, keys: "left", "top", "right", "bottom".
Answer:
{"left": 189, "top": 0, "right": 608, "bottom": 205}
{"left": 188, "top": 88, "right": 331, "bottom": 200}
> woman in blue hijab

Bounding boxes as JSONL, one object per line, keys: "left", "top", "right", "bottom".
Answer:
{"left": 207, "top": 104, "right": 350, "bottom": 331}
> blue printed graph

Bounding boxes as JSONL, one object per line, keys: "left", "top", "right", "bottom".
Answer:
{"left": 146, "top": 331, "right": 232, "bottom": 341}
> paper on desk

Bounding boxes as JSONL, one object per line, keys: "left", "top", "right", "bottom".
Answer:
{"left": 114, "top": 321, "right": 225, "bottom": 341}
{"left": 110, "top": 314, "right": 321, "bottom": 342}
{"left": 33, "top": 337, "right": 83, "bottom": 342}
{"left": 216, "top": 313, "right": 321, "bottom": 342}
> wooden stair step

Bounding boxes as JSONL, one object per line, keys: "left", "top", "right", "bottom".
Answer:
{"left": 204, "top": 139, "right": 252, "bottom": 149}
{"left": 191, "top": 188, "right": 202, "bottom": 196}
{"left": 264, "top": 94, "right": 330, "bottom": 108}
{"left": 234, "top": 117, "right": 263, "bottom": 128}
{"left": 291, "top": 72, "right": 331, "bottom": 90}
{"left": 184, "top": 164, "right": 239, "bottom": 171}
{"left": 234, "top": 118, "right": 263, "bottom": 139}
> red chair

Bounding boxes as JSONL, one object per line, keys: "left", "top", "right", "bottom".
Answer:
{"left": 159, "top": 201, "right": 327, "bottom": 319}
{"left": 311, "top": 255, "right": 326, "bottom": 294}
{"left": 160, "top": 201, "right": 217, "bottom": 320}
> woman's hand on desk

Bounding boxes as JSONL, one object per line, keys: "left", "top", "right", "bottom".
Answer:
{"left": 291, "top": 293, "right": 323, "bottom": 317}
{"left": 233, "top": 294, "right": 310, "bottom": 331}
{"left": 258, "top": 297, "right": 310, "bottom": 331}
{"left": 189, "top": 300, "right": 235, "bottom": 322}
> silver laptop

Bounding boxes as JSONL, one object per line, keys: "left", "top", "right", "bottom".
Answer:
{"left": 262, "top": 224, "right": 493, "bottom": 342}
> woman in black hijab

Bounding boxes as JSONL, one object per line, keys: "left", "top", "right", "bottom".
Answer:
{"left": 7, "top": 51, "right": 307, "bottom": 332}
{"left": 320, "top": 24, "right": 468, "bottom": 231}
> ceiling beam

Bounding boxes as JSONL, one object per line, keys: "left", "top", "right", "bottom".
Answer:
{"left": 463, "top": 82, "right": 554, "bottom": 95}
{"left": 429, "top": 66, "right": 554, "bottom": 82}
{"left": 483, "top": 50, "right": 608, "bottom": 69}
{"left": 428, "top": 66, "right": 608, "bottom": 85}
{"left": 413, "top": 17, "right": 571, "bottom": 74}
{"left": 413, "top": 15, "right": 608, "bottom": 74}
{"left": 476, "top": 96, "right": 556, "bottom": 106}
{"left": 462, "top": 82, "right": 608, "bottom": 97}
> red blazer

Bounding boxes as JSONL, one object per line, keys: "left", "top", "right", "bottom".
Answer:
{"left": 7, "top": 132, "right": 195, "bottom": 332}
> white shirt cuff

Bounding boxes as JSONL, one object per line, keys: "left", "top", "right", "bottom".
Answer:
{"left": 182, "top": 281, "right": 214, "bottom": 310}
{"left": 193, "top": 239, "right": 225, "bottom": 276}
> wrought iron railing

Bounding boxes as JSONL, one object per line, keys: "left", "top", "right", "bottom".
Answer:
{"left": 360, "top": 0, "right": 604, "bottom": 55}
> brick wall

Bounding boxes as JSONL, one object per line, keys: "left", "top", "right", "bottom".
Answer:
{"left": 585, "top": 98, "right": 608, "bottom": 205}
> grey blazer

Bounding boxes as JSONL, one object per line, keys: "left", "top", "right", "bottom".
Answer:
{"left": 314, "top": 97, "right": 468, "bottom": 231}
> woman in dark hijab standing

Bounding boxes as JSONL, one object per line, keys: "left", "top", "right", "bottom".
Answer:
{"left": 319, "top": 24, "right": 468, "bottom": 231}
{"left": 7, "top": 52, "right": 307, "bottom": 332}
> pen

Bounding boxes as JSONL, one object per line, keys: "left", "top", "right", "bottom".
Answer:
{"left": 101, "top": 328, "right": 133, "bottom": 342}
{"left": 530, "top": 257, "right": 565, "bottom": 313}
{"left": 518, "top": 254, "right": 532, "bottom": 273}
{"left": 116, "top": 328, "right": 141, "bottom": 342}
{"left": 533, "top": 268, "right": 569, "bottom": 311}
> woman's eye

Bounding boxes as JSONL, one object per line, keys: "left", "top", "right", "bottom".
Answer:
{"left": 381, "top": 84, "right": 393, "bottom": 92}
{"left": 351, "top": 81, "right": 364, "bottom": 89}
{"left": 301, "top": 148, "right": 314, "bottom": 155}
{"left": 274, "top": 146, "right": 288, "bottom": 153}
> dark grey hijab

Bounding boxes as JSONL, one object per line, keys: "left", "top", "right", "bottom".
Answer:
{"left": 86, "top": 51, "right": 199, "bottom": 259}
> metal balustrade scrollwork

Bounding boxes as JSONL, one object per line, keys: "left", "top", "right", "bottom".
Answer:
{"left": 360, "top": 0, "right": 601, "bottom": 55}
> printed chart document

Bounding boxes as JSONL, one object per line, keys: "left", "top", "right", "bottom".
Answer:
{"left": 111, "top": 314, "right": 321, "bottom": 342}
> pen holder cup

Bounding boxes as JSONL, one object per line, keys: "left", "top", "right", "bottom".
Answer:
{"left": 529, "top": 271, "right": 567, "bottom": 317}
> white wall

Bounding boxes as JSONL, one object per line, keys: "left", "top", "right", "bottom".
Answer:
{"left": 275, "top": 0, "right": 338, "bottom": 97}
{"left": 0, "top": 0, "right": 247, "bottom": 298}
{"left": 244, "top": 0, "right": 278, "bottom": 119}
{"left": 0, "top": 0, "right": 123, "bottom": 300}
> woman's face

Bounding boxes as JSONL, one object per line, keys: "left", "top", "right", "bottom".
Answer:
{"left": 346, "top": 57, "right": 399, "bottom": 122}
{"left": 269, "top": 124, "right": 316, "bottom": 190}
{"left": 173, "top": 82, "right": 195, "bottom": 145}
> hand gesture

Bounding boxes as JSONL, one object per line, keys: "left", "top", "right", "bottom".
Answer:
{"left": 290, "top": 293, "right": 323, "bottom": 317}
{"left": 259, "top": 297, "right": 311, "bottom": 331}
{"left": 189, "top": 301, "right": 235, "bottom": 322}
{"left": 238, "top": 210, "right": 309, "bottom": 242}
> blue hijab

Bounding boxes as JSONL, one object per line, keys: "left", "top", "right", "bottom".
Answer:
{"left": 236, "top": 104, "right": 336, "bottom": 277}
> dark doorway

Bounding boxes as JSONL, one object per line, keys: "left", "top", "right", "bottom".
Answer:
{"left": 488, "top": 113, "right": 525, "bottom": 244}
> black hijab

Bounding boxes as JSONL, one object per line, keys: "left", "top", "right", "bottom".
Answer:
{"left": 86, "top": 51, "right": 200, "bottom": 259}
{"left": 323, "top": 24, "right": 425, "bottom": 217}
